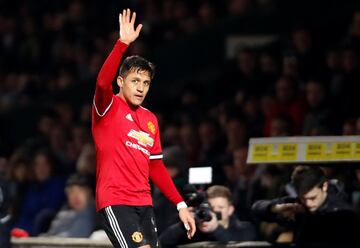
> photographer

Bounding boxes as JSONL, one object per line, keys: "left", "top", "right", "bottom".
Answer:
{"left": 160, "top": 185, "right": 257, "bottom": 247}
{"left": 252, "top": 166, "right": 360, "bottom": 244}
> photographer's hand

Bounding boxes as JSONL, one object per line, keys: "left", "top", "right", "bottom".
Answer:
{"left": 199, "top": 212, "right": 219, "bottom": 233}
{"left": 179, "top": 208, "right": 196, "bottom": 239}
{"left": 271, "top": 203, "right": 304, "bottom": 221}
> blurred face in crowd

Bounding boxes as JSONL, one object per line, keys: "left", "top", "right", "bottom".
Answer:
{"left": 117, "top": 69, "right": 151, "bottom": 107}
{"left": 270, "top": 118, "right": 290, "bottom": 137}
{"left": 342, "top": 120, "right": 356, "bottom": 135}
{"left": 326, "top": 51, "right": 340, "bottom": 70}
{"left": 66, "top": 185, "right": 92, "bottom": 210}
{"left": 34, "top": 153, "right": 52, "bottom": 182}
{"left": 352, "top": 11, "right": 360, "bottom": 34}
{"left": 299, "top": 182, "right": 328, "bottom": 213}
{"left": 283, "top": 56, "right": 298, "bottom": 76}
{"left": 180, "top": 124, "right": 199, "bottom": 145}
{"left": 199, "top": 122, "right": 218, "bottom": 148}
{"left": 292, "top": 29, "right": 311, "bottom": 53}
{"left": 163, "top": 125, "right": 181, "bottom": 146}
{"left": 306, "top": 81, "right": 325, "bottom": 108}
{"left": 226, "top": 119, "right": 247, "bottom": 149}
{"left": 238, "top": 50, "right": 256, "bottom": 76}
{"left": 233, "top": 147, "right": 249, "bottom": 175}
{"left": 38, "top": 115, "right": 55, "bottom": 137}
{"left": 208, "top": 196, "right": 234, "bottom": 228}
{"left": 13, "top": 162, "right": 28, "bottom": 182}
{"left": 275, "top": 77, "right": 295, "bottom": 103}
{"left": 260, "top": 53, "right": 277, "bottom": 74}
{"left": 342, "top": 49, "right": 357, "bottom": 72}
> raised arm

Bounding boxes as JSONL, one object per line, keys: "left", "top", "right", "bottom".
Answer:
{"left": 94, "top": 9, "right": 143, "bottom": 116}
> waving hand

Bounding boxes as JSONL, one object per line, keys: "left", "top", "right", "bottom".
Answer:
{"left": 119, "top": 9, "right": 143, "bottom": 45}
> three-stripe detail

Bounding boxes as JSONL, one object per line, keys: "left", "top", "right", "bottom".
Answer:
{"left": 105, "top": 206, "right": 128, "bottom": 248}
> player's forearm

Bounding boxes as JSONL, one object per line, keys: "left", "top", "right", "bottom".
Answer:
{"left": 94, "top": 40, "right": 128, "bottom": 113}
{"left": 149, "top": 159, "right": 183, "bottom": 205}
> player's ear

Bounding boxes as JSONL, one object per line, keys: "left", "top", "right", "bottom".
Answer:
{"left": 117, "top": 76, "right": 124, "bottom": 88}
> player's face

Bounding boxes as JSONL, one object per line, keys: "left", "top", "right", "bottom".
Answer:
{"left": 117, "top": 69, "right": 151, "bottom": 107}
{"left": 299, "top": 182, "right": 328, "bottom": 212}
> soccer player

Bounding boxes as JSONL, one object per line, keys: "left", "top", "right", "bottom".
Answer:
{"left": 92, "top": 9, "right": 196, "bottom": 248}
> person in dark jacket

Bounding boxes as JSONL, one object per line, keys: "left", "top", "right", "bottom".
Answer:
{"left": 252, "top": 165, "right": 360, "bottom": 245}
{"left": 160, "top": 185, "right": 257, "bottom": 247}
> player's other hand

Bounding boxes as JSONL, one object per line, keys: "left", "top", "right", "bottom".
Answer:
{"left": 119, "top": 9, "right": 143, "bottom": 45}
{"left": 179, "top": 208, "right": 196, "bottom": 239}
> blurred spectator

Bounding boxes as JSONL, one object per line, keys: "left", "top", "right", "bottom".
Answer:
{"left": 12, "top": 150, "right": 66, "bottom": 235}
{"left": 42, "top": 174, "right": 96, "bottom": 237}
{"left": 225, "top": 117, "right": 248, "bottom": 153}
{"left": 264, "top": 76, "right": 306, "bottom": 135}
{"left": 179, "top": 123, "right": 200, "bottom": 163}
{"left": 345, "top": 11, "right": 360, "bottom": 51}
{"left": 288, "top": 27, "right": 318, "bottom": 80}
{"left": 303, "top": 79, "right": 341, "bottom": 135}
{"left": 6, "top": 152, "right": 30, "bottom": 224}
{"left": 342, "top": 119, "right": 356, "bottom": 135}
{"left": 269, "top": 114, "right": 294, "bottom": 137}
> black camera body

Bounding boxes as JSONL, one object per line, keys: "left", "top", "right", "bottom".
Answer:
{"left": 184, "top": 186, "right": 221, "bottom": 223}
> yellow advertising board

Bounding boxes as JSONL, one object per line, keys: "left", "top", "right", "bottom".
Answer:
{"left": 247, "top": 136, "right": 360, "bottom": 164}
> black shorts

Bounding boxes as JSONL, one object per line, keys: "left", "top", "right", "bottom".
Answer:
{"left": 99, "top": 205, "right": 159, "bottom": 248}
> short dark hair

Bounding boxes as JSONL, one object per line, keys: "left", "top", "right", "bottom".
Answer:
{"left": 291, "top": 166, "right": 326, "bottom": 195}
{"left": 119, "top": 55, "right": 155, "bottom": 80}
{"left": 207, "top": 185, "right": 232, "bottom": 203}
{"left": 66, "top": 174, "right": 92, "bottom": 188}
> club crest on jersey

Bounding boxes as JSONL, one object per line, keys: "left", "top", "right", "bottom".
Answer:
{"left": 128, "top": 129, "right": 154, "bottom": 147}
{"left": 147, "top": 121, "right": 156, "bottom": 135}
{"left": 131, "top": 231, "right": 143, "bottom": 243}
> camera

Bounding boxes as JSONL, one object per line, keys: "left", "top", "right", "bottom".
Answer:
{"left": 184, "top": 185, "right": 221, "bottom": 223}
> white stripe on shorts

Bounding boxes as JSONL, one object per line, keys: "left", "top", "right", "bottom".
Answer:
{"left": 105, "top": 206, "right": 128, "bottom": 248}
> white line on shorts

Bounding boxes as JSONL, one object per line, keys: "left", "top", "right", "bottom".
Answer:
{"left": 105, "top": 206, "right": 128, "bottom": 248}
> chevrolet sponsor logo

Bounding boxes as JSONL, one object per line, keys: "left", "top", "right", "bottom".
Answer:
{"left": 128, "top": 129, "right": 154, "bottom": 147}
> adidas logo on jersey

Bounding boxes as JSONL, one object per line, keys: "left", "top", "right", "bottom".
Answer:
{"left": 126, "top": 113, "right": 134, "bottom": 122}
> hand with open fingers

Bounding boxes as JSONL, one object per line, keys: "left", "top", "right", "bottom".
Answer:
{"left": 119, "top": 9, "right": 143, "bottom": 45}
{"left": 179, "top": 208, "right": 196, "bottom": 239}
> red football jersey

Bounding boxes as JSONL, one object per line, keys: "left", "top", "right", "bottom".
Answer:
{"left": 92, "top": 40, "right": 184, "bottom": 212}
{"left": 92, "top": 95, "right": 162, "bottom": 210}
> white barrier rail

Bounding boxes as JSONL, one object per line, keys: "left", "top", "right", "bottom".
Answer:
{"left": 11, "top": 237, "right": 112, "bottom": 248}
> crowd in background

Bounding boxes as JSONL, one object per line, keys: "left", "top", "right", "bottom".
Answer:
{"left": 1, "top": 0, "right": 360, "bottom": 245}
